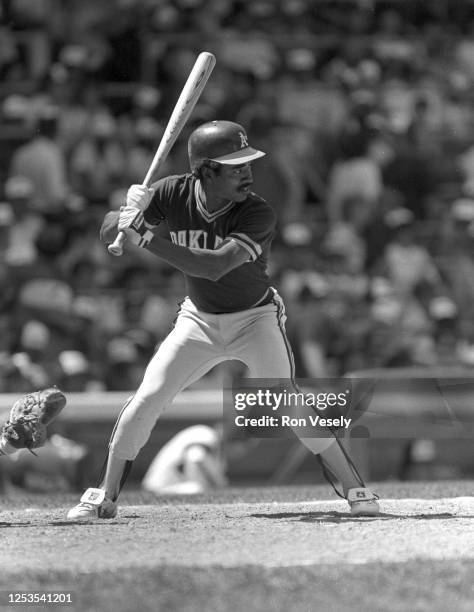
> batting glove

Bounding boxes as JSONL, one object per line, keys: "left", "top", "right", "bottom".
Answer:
{"left": 118, "top": 205, "right": 154, "bottom": 248}
{"left": 126, "top": 184, "right": 155, "bottom": 210}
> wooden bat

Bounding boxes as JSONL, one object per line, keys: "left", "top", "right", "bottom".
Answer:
{"left": 108, "top": 51, "right": 216, "bottom": 256}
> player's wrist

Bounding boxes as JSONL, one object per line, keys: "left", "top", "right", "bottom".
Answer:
{"left": 124, "top": 226, "right": 154, "bottom": 248}
{"left": 118, "top": 207, "right": 154, "bottom": 248}
{"left": 125, "top": 211, "right": 154, "bottom": 247}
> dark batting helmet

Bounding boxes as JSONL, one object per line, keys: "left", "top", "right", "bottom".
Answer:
{"left": 188, "top": 120, "right": 265, "bottom": 172}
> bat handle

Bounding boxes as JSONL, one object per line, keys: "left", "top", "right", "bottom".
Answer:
{"left": 108, "top": 231, "right": 126, "bottom": 256}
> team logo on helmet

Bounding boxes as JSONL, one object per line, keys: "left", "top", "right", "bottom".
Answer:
{"left": 239, "top": 131, "right": 248, "bottom": 149}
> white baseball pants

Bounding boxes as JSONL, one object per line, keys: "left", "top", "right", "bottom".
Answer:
{"left": 109, "top": 291, "right": 334, "bottom": 459}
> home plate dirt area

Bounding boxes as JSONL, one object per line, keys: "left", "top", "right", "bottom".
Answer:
{"left": 2, "top": 482, "right": 474, "bottom": 612}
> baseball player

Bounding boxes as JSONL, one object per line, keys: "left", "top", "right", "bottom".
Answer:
{"left": 67, "top": 120, "right": 380, "bottom": 519}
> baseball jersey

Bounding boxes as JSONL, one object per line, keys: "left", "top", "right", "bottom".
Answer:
{"left": 144, "top": 174, "right": 276, "bottom": 313}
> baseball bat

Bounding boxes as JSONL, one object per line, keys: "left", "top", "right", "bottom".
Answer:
{"left": 108, "top": 51, "right": 216, "bottom": 256}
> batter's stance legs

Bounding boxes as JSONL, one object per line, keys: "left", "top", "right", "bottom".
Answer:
{"left": 237, "top": 297, "right": 379, "bottom": 514}
{"left": 67, "top": 294, "right": 379, "bottom": 518}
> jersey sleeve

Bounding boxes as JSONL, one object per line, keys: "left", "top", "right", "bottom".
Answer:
{"left": 143, "top": 176, "right": 176, "bottom": 225}
{"left": 227, "top": 201, "right": 277, "bottom": 261}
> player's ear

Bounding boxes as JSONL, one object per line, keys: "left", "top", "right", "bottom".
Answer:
{"left": 200, "top": 165, "right": 216, "bottom": 180}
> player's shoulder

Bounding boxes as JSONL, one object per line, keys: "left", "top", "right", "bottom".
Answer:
{"left": 150, "top": 173, "right": 193, "bottom": 192}
{"left": 149, "top": 173, "right": 195, "bottom": 209}
{"left": 144, "top": 174, "right": 194, "bottom": 223}
{"left": 147, "top": 173, "right": 193, "bottom": 198}
{"left": 240, "top": 191, "right": 277, "bottom": 220}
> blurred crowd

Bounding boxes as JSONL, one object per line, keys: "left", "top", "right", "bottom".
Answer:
{"left": 2, "top": 0, "right": 474, "bottom": 392}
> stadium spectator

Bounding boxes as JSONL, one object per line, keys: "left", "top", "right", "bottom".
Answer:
{"left": 3, "top": 175, "right": 44, "bottom": 267}
{"left": 8, "top": 103, "right": 70, "bottom": 214}
{"left": 69, "top": 109, "right": 125, "bottom": 203}
{"left": 375, "top": 207, "right": 442, "bottom": 296}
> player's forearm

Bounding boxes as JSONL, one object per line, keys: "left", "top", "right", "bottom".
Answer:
{"left": 145, "top": 237, "right": 234, "bottom": 280}
{"left": 102, "top": 211, "right": 240, "bottom": 279}
{"left": 100, "top": 211, "right": 120, "bottom": 243}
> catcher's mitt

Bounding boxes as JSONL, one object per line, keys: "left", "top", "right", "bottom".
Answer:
{"left": 1, "top": 387, "right": 66, "bottom": 452}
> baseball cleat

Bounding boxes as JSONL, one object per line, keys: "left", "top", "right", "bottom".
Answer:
{"left": 66, "top": 487, "right": 117, "bottom": 520}
{"left": 347, "top": 487, "right": 380, "bottom": 516}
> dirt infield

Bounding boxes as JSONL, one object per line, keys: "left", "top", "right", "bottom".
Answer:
{"left": 2, "top": 482, "right": 474, "bottom": 611}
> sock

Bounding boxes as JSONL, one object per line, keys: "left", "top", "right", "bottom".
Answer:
{"left": 319, "top": 440, "right": 365, "bottom": 498}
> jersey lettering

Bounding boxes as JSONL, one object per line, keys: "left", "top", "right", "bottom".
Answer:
{"left": 189, "top": 230, "right": 207, "bottom": 249}
{"left": 170, "top": 230, "right": 215, "bottom": 250}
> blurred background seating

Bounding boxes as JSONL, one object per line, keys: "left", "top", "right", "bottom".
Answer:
{"left": 2, "top": 0, "right": 474, "bottom": 391}
{"left": 2, "top": 0, "right": 474, "bottom": 487}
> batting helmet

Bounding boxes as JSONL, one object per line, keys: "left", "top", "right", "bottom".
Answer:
{"left": 188, "top": 121, "right": 265, "bottom": 172}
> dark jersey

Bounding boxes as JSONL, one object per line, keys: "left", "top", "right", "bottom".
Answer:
{"left": 144, "top": 174, "right": 276, "bottom": 313}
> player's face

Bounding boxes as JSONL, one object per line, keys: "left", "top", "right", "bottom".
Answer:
{"left": 212, "top": 163, "right": 253, "bottom": 203}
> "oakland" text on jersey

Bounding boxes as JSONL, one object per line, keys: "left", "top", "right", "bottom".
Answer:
{"left": 170, "top": 230, "right": 224, "bottom": 250}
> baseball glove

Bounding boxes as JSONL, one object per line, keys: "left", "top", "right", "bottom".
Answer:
{"left": 1, "top": 387, "right": 66, "bottom": 452}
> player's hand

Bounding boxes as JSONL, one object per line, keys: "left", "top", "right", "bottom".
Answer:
{"left": 118, "top": 205, "right": 154, "bottom": 248}
{"left": 126, "top": 185, "right": 155, "bottom": 211}
{"left": 118, "top": 205, "right": 142, "bottom": 231}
